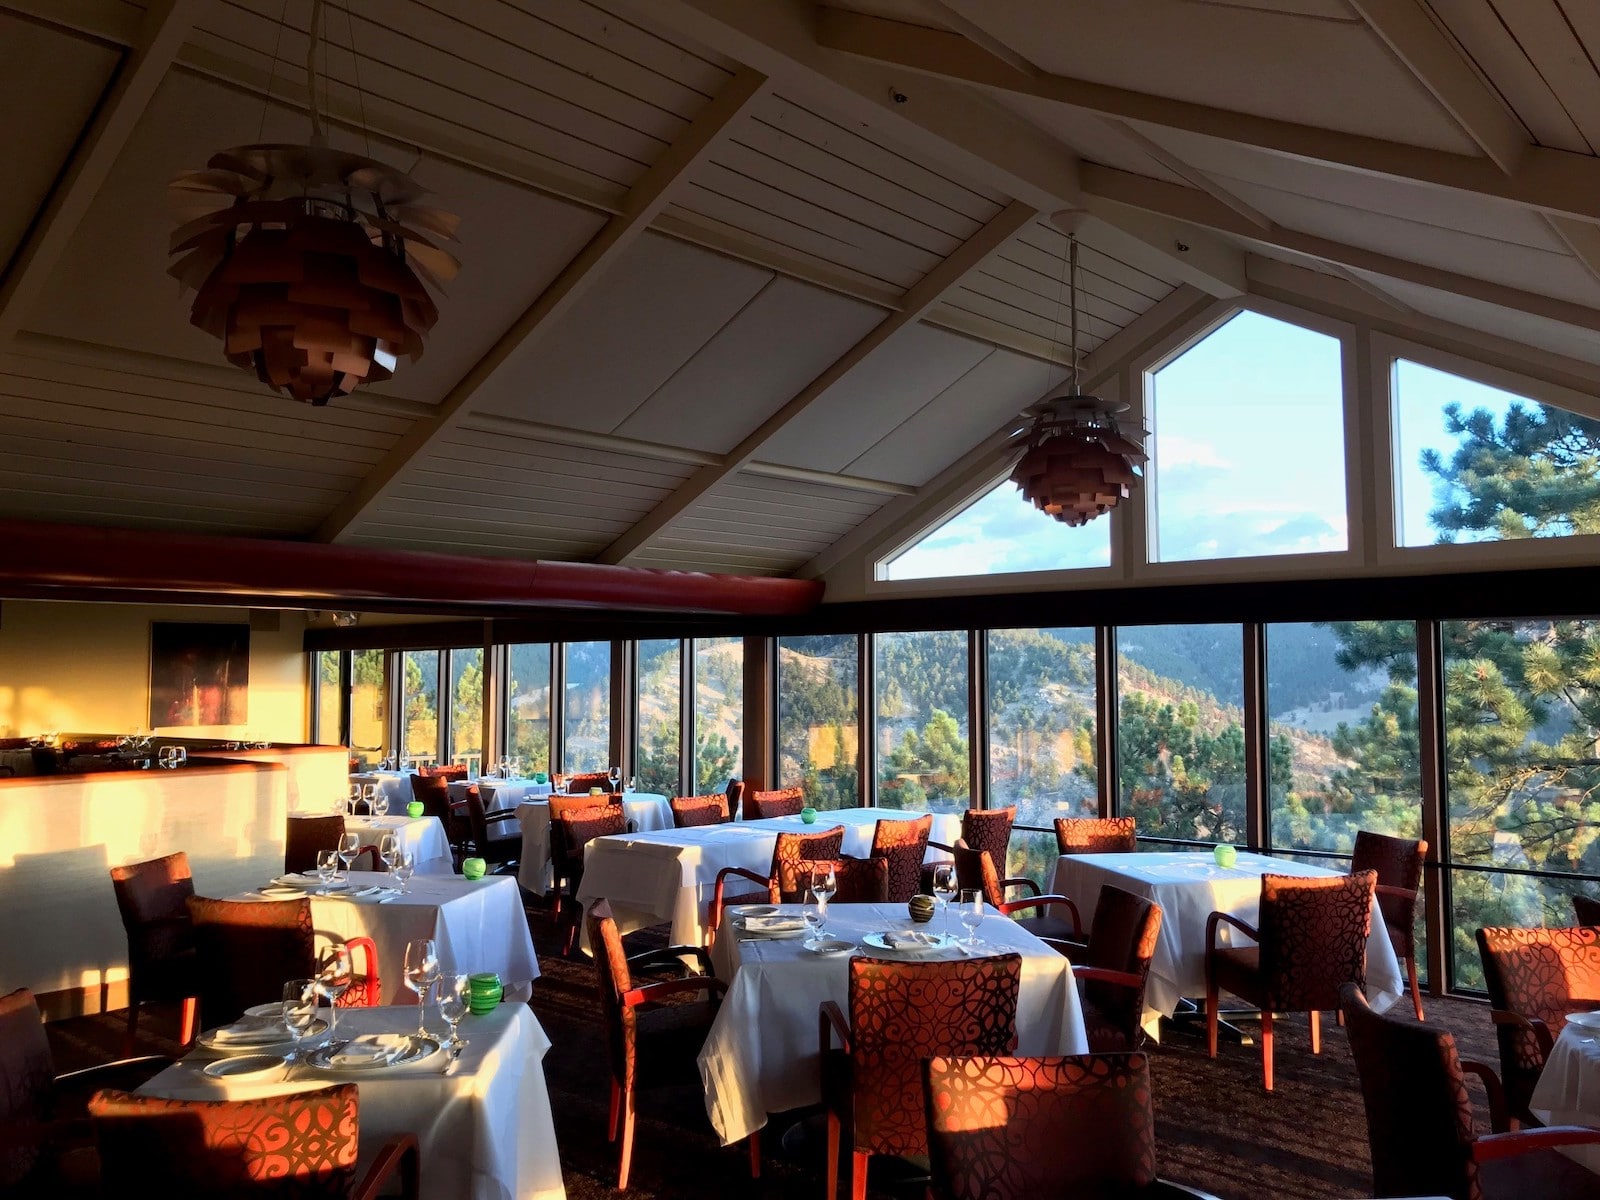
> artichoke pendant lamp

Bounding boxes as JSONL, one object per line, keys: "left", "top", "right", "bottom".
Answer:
{"left": 1010, "top": 235, "right": 1147, "bottom": 526}
{"left": 167, "top": 0, "right": 458, "bottom": 405}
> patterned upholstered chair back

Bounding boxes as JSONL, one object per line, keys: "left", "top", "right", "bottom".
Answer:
{"left": 549, "top": 794, "right": 617, "bottom": 822}
{"left": 1577, "top": 894, "right": 1600, "bottom": 926}
{"left": 846, "top": 954, "right": 1021, "bottom": 1158}
{"left": 419, "top": 764, "right": 468, "bottom": 780}
{"left": 1053, "top": 817, "right": 1137, "bottom": 855}
{"left": 566, "top": 771, "right": 613, "bottom": 793}
{"left": 744, "top": 786, "right": 805, "bottom": 821}
{"left": 923, "top": 1053, "right": 1158, "bottom": 1200}
{"left": 671, "top": 794, "right": 730, "bottom": 828}
{"left": 285, "top": 816, "right": 345, "bottom": 876}
{"left": 1256, "top": 871, "right": 1375, "bottom": 1012}
{"left": 409, "top": 773, "right": 453, "bottom": 825}
{"left": 787, "top": 855, "right": 889, "bottom": 904}
{"left": 89, "top": 1084, "right": 361, "bottom": 1198}
{"left": 585, "top": 901, "right": 636, "bottom": 1091}
{"left": 1476, "top": 924, "right": 1600, "bottom": 1121}
{"left": 961, "top": 807, "right": 1015, "bottom": 868}
{"left": 553, "top": 804, "right": 627, "bottom": 885}
{"left": 1339, "top": 982, "right": 1480, "bottom": 1200}
{"left": 766, "top": 828, "right": 845, "bottom": 901}
{"left": 186, "top": 896, "right": 315, "bottom": 1028}
{"left": 1081, "top": 886, "right": 1163, "bottom": 1046}
{"left": 872, "top": 815, "right": 934, "bottom": 903}
{"left": 952, "top": 844, "right": 1006, "bottom": 910}
{"left": 110, "top": 851, "right": 196, "bottom": 967}
{"left": 0, "top": 989, "right": 55, "bottom": 1189}
{"left": 1351, "top": 830, "right": 1425, "bottom": 946}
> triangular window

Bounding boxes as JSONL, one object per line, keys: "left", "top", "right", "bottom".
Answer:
{"left": 882, "top": 479, "right": 1112, "bottom": 580}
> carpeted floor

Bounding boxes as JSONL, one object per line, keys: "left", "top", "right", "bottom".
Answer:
{"left": 47, "top": 904, "right": 1505, "bottom": 1200}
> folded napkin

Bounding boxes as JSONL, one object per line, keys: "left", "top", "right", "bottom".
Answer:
{"left": 209, "top": 1019, "right": 287, "bottom": 1046}
{"left": 328, "top": 1034, "right": 410, "bottom": 1067}
{"left": 741, "top": 914, "right": 807, "bottom": 933}
{"left": 883, "top": 930, "right": 942, "bottom": 949}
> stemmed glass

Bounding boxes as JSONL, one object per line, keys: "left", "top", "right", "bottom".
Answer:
{"left": 435, "top": 972, "right": 469, "bottom": 1056}
{"left": 347, "top": 783, "right": 361, "bottom": 815}
{"left": 372, "top": 792, "right": 389, "bottom": 819}
{"left": 404, "top": 938, "right": 440, "bottom": 1039}
{"left": 809, "top": 865, "right": 837, "bottom": 938}
{"left": 282, "top": 979, "right": 319, "bottom": 1064}
{"left": 317, "top": 943, "right": 353, "bottom": 1038}
{"left": 361, "top": 783, "right": 378, "bottom": 812}
{"left": 958, "top": 888, "right": 985, "bottom": 947}
{"left": 316, "top": 849, "right": 339, "bottom": 890}
{"left": 336, "top": 832, "right": 360, "bottom": 880}
{"left": 932, "top": 863, "right": 958, "bottom": 938}
{"left": 393, "top": 850, "right": 416, "bottom": 895}
{"left": 608, "top": 766, "right": 622, "bottom": 793}
{"left": 378, "top": 833, "right": 400, "bottom": 881}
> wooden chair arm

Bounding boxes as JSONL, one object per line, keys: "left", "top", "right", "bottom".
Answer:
{"left": 1072, "top": 965, "right": 1145, "bottom": 992}
{"left": 1490, "top": 1008, "right": 1555, "bottom": 1059}
{"left": 1000, "top": 876, "right": 1042, "bottom": 897}
{"left": 628, "top": 945, "right": 715, "bottom": 977}
{"left": 819, "top": 1000, "right": 851, "bottom": 1056}
{"left": 999, "top": 894, "right": 1082, "bottom": 934}
{"left": 54, "top": 1055, "right": 172, "bottom": 1090}
{"left": 927, "top": 840, "right": 958, "bottom": 856}
{"left": 1472, "top": 1125, "right": 1600, "bottom": 1163}
{"left": 1461, "top": 1058, "right": 1511, "bottom": 1134}
{"left": 712, "top": 866, "right": 773, "bottom": 928}
{"left": 352, "top": 1132, "right": 420, "bottom": 1200}
{"left": 622, "top": 976, "right": 727, "bottom": 1008}
{"left": 1373, "top": 883, "right": 1417, "bottom": 902}
{"left": 1206, "top": 910, "right": 1259, "bottom": 952}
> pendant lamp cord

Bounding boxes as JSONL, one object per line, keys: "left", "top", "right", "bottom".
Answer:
{"left": 1069, "top": 236, "right": 1081, "bottom": 398}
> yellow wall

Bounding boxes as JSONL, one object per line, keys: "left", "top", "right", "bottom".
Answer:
{"left": 0, "top": 601, "right": 307, "bottom": 740}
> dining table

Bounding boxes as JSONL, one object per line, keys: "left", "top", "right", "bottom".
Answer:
{"left": 291, "top": 811, "right": 454, "bottom": 875}
{"left": 138, "top": 1001, "right": 566, "bottom": 1200}
{"left": 575, "top": 807, "right": 962, "bottom": 950}
{"left": 349, "top": 770, "right": 415, "bottom": 808}
{"left": 234, "top": 870, "right": 540, "bottom": 1004}
{"left": 514, "top": 791, "right": 673, "bottom": 893}
{"left": 1050, "top": 850, "right": 1406, "bottom": 1035}
{"left": 698, "top": 900, "right": 1088, "bottom": 1146}
{"left": 1530, "top": 1017, "right": 1600, "bottom": 1174}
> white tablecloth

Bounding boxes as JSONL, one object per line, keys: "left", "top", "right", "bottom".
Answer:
{"left": 138, "top": 1003, "right": 565, "bottom": 1200}
{"left": 479, "top": 778, "right": 554, "bottom": 804}
{"left": 349, "top": 771, "right": 414, "bottom": 807}
{"left": 575, "top": 807, "right": 961, "bottom": 950}
{"left": 515, "top": 793, "right": 673, "bottom": 893}
{"left": 698, "top": 900, "right": 1087, "bottom": 1145}
{"left": 315, "top": 813, "right": 453, "bottom": 875}
{"left": 1050, "top": 851, "right": 1405, "bottom": 1034}
{"left": 232, "top": 871, "right": 539, "bottom": 1004}
{"left": 1531, "top": 1023, "right": 1600, "bottom": 1174}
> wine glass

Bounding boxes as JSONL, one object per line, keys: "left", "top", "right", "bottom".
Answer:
{"left": 282, "top": 979, "right": 319, "bottom": 1064}
{"left": 608, "top": 766, "right": 622, "bottom": 793}
{"left": 347, "top": 783, "right": 361, "bottom": 815}
{"left": 810, "top": 865, "right": 837, "bottom": 937}
{"left": 336, "top": 832, "right": 360, "bottom": 880}
{"left": 378, "top": 833, "right": 400, "bottom": 879}
{"left": 435, "top": 972, "right": 469, "bottom": 1055}
{"left": 361, "top": 783, "right": 378, "bottom": 812}
{"left": 404, "top": 939, "right": 440, "bottom": 1038}
{"left": 372, "top": 792, "right": 389, "bottom": 819}
{"left": 317, "top": 943, "right": 353, "bottom": 1038}
{"left": 316, "top": 849, "right": 339, "bottom": 889}
{"left": 958, "top": 888, "right": 985, "bottom": 947}
{"left": 803, "top": 893, "right": 826, "bottom": 943}
{"left": 932, "top": 863, "right": 958, "bottom": 936}
{"left": 393, "top": 850, "right": 416, "bottom": 895}
{"left": 551, "top": 772, "right": 565, "bottom": 795}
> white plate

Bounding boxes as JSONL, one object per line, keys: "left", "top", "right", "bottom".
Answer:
{"left": 203, "top": 1053, "right": 287, "bottom": 1080}
{"left": 730, "top": 905, "right": 777, "bottom": 919}
{"left": 243, "top": 1002, "right": 283, "bottom": 1020}
{"left": 861, "top": 930, "right": 958, "bottom": 956}
{"left": 198, "top": 1018, "right": 329, "bottom": 1056}
{"left": 803, "top": 937, "right": 856, "bottom": 956}
{"left": 305, "top": 1035, "right": 440, "bottom": 1072}
{"left": 1566, "top": 1009, "right": 1600, "bottom": 1032}
{"left": 270, "top": 875, "right": 351, "bottom": 892}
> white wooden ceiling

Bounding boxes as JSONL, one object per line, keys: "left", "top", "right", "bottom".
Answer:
{"left": 3, "top": 0, "right": 1600, "bottom": 582}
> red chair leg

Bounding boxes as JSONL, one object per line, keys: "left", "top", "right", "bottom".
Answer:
{"left": 748, "top": 1131, "right": 760, "bottom": 1178}
{"left": 826, "top": 1109, "right": 840, "bottom": 1200}
{"left": 617, "top": 1086, "right": 636, "bottom": 1190}
{"left": 1408, "top": 955, "right": 1424, "bottom": 1020}
{"left": 851, "top": 1150, "right": 869, "bottom": 1200}
{"left": 1205, "top": 977, "right": 1219, "bottom": 1058}
{"left": 179, "top": 995, "right": 199, "bottom": 1046}
{"left": 1309, "top": 1008, "right": 1321, "bottom": 1055}
{"left": 1260, "top": 1010, "right": 1275, "bottom": 1092}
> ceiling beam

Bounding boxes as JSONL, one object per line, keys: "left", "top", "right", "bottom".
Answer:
{"left": 594, "top": 199, "right": 1038, "bottom": 565}
{"left": 0, "top": 0, "right": 200, "bottom": 347}
{"left": 312, "top": 67, "right": 770, "bottom": 543}
{"left": 1082, "top": 164, "right": 1600, "bottom": 335}
{"left": 815, "top": 8, "right": 1600, "bottom": 227}
{"left": 0, "top": 0, "right": 142, "bottom": 44}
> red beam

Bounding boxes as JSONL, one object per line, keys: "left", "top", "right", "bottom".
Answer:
{"left": 0, "top": 519, "right": 823, "bottom": 616}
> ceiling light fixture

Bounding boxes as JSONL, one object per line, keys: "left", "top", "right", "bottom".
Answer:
{"left": 1009, "top": 233, "right": 1147, "bottom": 526}
{"left": 167, "top": 0, "right": 458, "bottom": 405}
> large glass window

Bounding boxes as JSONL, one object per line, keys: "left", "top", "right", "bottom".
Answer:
{"left": 400, "top": 650, "right": 440, "bottom": 764}
{"left": 1148, "top": 310, "right": 1347, "bottom": 562}
{"left": 313, "top": 651, "right": 342, "bottom": 746}
{"left": 693, "top": 637, "right": 743, "bottom": 793}
{"left": 449, "top": 648, "right": 484, "bottom": 776}
{"left": 1443, "top": 618, "right": 1600, "bottom": 988}
{"left": 1116, "top": 624, "right": 1245, "bottom": 843}
{"left": 883, "top": 480, "right": 1111, "bottom": 580}
{"left": 777, "top": 635, "right": 859, "bottom": 810}
{"left": 350, "top": 650, "right": 385, "bottom": 767}
{"left": 987, "top": 627, "right": 1097, "bottom": 825}
{"left": 636, "top": 639, "right": 682, "bottom": 796}
{"left": 563, "top": 642, "right": 611, "bottom": 774}
{"left": 875, "top": 631, "right": 970, "bottom": 811}
{"left": 1393, "top": 358, "right": 1600, "bottom": 548}
{"left": 506, "top": 644, "right": 551, "bottom": 775}
{"left": 1266, "top": 622, "right": 1422, "bottom": 853}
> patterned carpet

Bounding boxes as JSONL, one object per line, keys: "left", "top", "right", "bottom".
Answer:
{"left": 47, "top": 903, "right": 1506, "bottom": 1200}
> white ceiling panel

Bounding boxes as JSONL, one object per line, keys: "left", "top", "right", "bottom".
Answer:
{"left": 1365, "top": 275, "right": 1600, "bottom": 369}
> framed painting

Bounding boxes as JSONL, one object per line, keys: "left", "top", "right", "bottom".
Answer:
{"left": 148, "top": 622, "right": 250, "bottom": 727}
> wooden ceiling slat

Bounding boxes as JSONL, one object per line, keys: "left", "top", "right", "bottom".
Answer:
{"left": 377, "top": 495, "right": 648, "bottom": 533}
{"left": 1486, "top": 0, "right": 1600, "bottom": 151}
{"left": 939, "top": 288, "right": 1117, "bottom": 348}
{"left": 962, "top": 267, "right": 1145, "bottom": 329}
{"left": 1011, "top": 224, "right": 1177, "bottom": 298}
{"left": 986, "top": 243, "right": 1170, "bottom": 314}
{"left": 524, "top": 0, "right": 736, "bottom": 91}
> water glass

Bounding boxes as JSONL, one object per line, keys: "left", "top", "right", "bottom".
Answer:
{"left": 282, "top": 978, "right": 320, "bottom": 1063}
{"left": 803, "top": 896, "right": 825, "bottom": 942}
{"left": 608, "top": 766, "right": 622, "bottom": 792}
{"left": 810, "top": 866, "right": 837, "bottom": 937}
{"left": 317, "top": 943, "right": 353, "bottom": 1037}
{"left": 958, "top": 888, "right": 985, "bottom": 946}
{"left": 316, "top": 849, "right": 339, "bottom": 889}
{"left": 373, "top": 793, "right": 389, "bottom": 818}
{"left": 932, "top": 863, "right": 957, "bottom": 934}
{"left": 404, "top": 938, "right": 440, "bottom": 1038}
{"left": 378, "top": 833, "right": 400, "bottom": 875}
{"left": 336, "top": 832, "right": 360, "bottom": 879}
{"left": 393, "top": 850, "right": 416, "bottom": 895}
{"left": 362, "top": 783, "right": 378, "bottom": 810}
{"left": 435, "top": 972, "right": 470, "bottom": 1053}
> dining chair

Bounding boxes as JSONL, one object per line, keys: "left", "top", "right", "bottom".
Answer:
{"left": 285, "top": 815, "right": 346, "bottom": 875}
{"left": 726, "top": 779, "right": 746, "bottom": 818}
{"left": 1475, "top": 924, "right": 1600, "bottom": 1125}
{"left": 419, "top": 763, "right": 468, "bottom": 782}
{"left": 1340, "top": 982, "right": 1600, "bottom": 1200}
{"left": 1205, "top": 870, "right": 1376, "bottom": 1091}
{"left": 1054, "top": 816, "right": 1138, "bottom": 855}
{"left": 925, "top": 806, "right": 1016, "bottom": 894}
{"left": 821, "top": 953, "right": 1023, "bottom": 1200}
{"left": 670, "top": 793, "right": 731, "bottom": 828}
{"left": 1351, "top": 828, "right": 1428, "bottom": 1019}
{"left": 565, "top": 771, "right": 613, "bottom": 793}
{"left": 409, "top": 772, "right": 466, "bottom": 858}
{"left": 185, "top": 897, "right": 379, "bottom": 1027}
{"left": 108, "top": 852, "right": 200, "bottom": 1054}
{"left": 1047, "top": 884, "right": 1164, "bottom": 1052}
{"left": 1574, "top": 894, "right": 1600, "bottom": 925}
{"left": 88, "top": 1083, "right": 419, "bottom": 1199}
{"left": 952, "top": 844, "right": 1082, "bottom": 943}
{"left": 742, "top": 786, "right": 805, "bottom": 821}
{"left": 585, "top": 900, "right": 755, "bottom": 1190}
{"left": 785, "top": 855, "right": 889, "bottom": 904}
{"left": 709, "top": 827, "right": 845, "bottom": 940}
{"left": 552, "top": 804, "right": 628, "bottom": 955}
{"left": 462, "top": 787, "right": 520, "bottom": 874}
{"left": 871, "top": 815, "right": 933, "bottom": 903}
{"left": 0, "top": 988, "right": 169, "bottom": 1194}
{"left": 922, "top": 1052, "right": 1223, "bottom": 1200}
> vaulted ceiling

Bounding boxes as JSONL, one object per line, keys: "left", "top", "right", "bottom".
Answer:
{"left": 4, "top": 0, "right": 1600, "bottom": 582}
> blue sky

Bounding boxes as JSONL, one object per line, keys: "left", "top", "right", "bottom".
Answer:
{"left": 889, "top": 311, "right": 1531, "bottom": 580}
